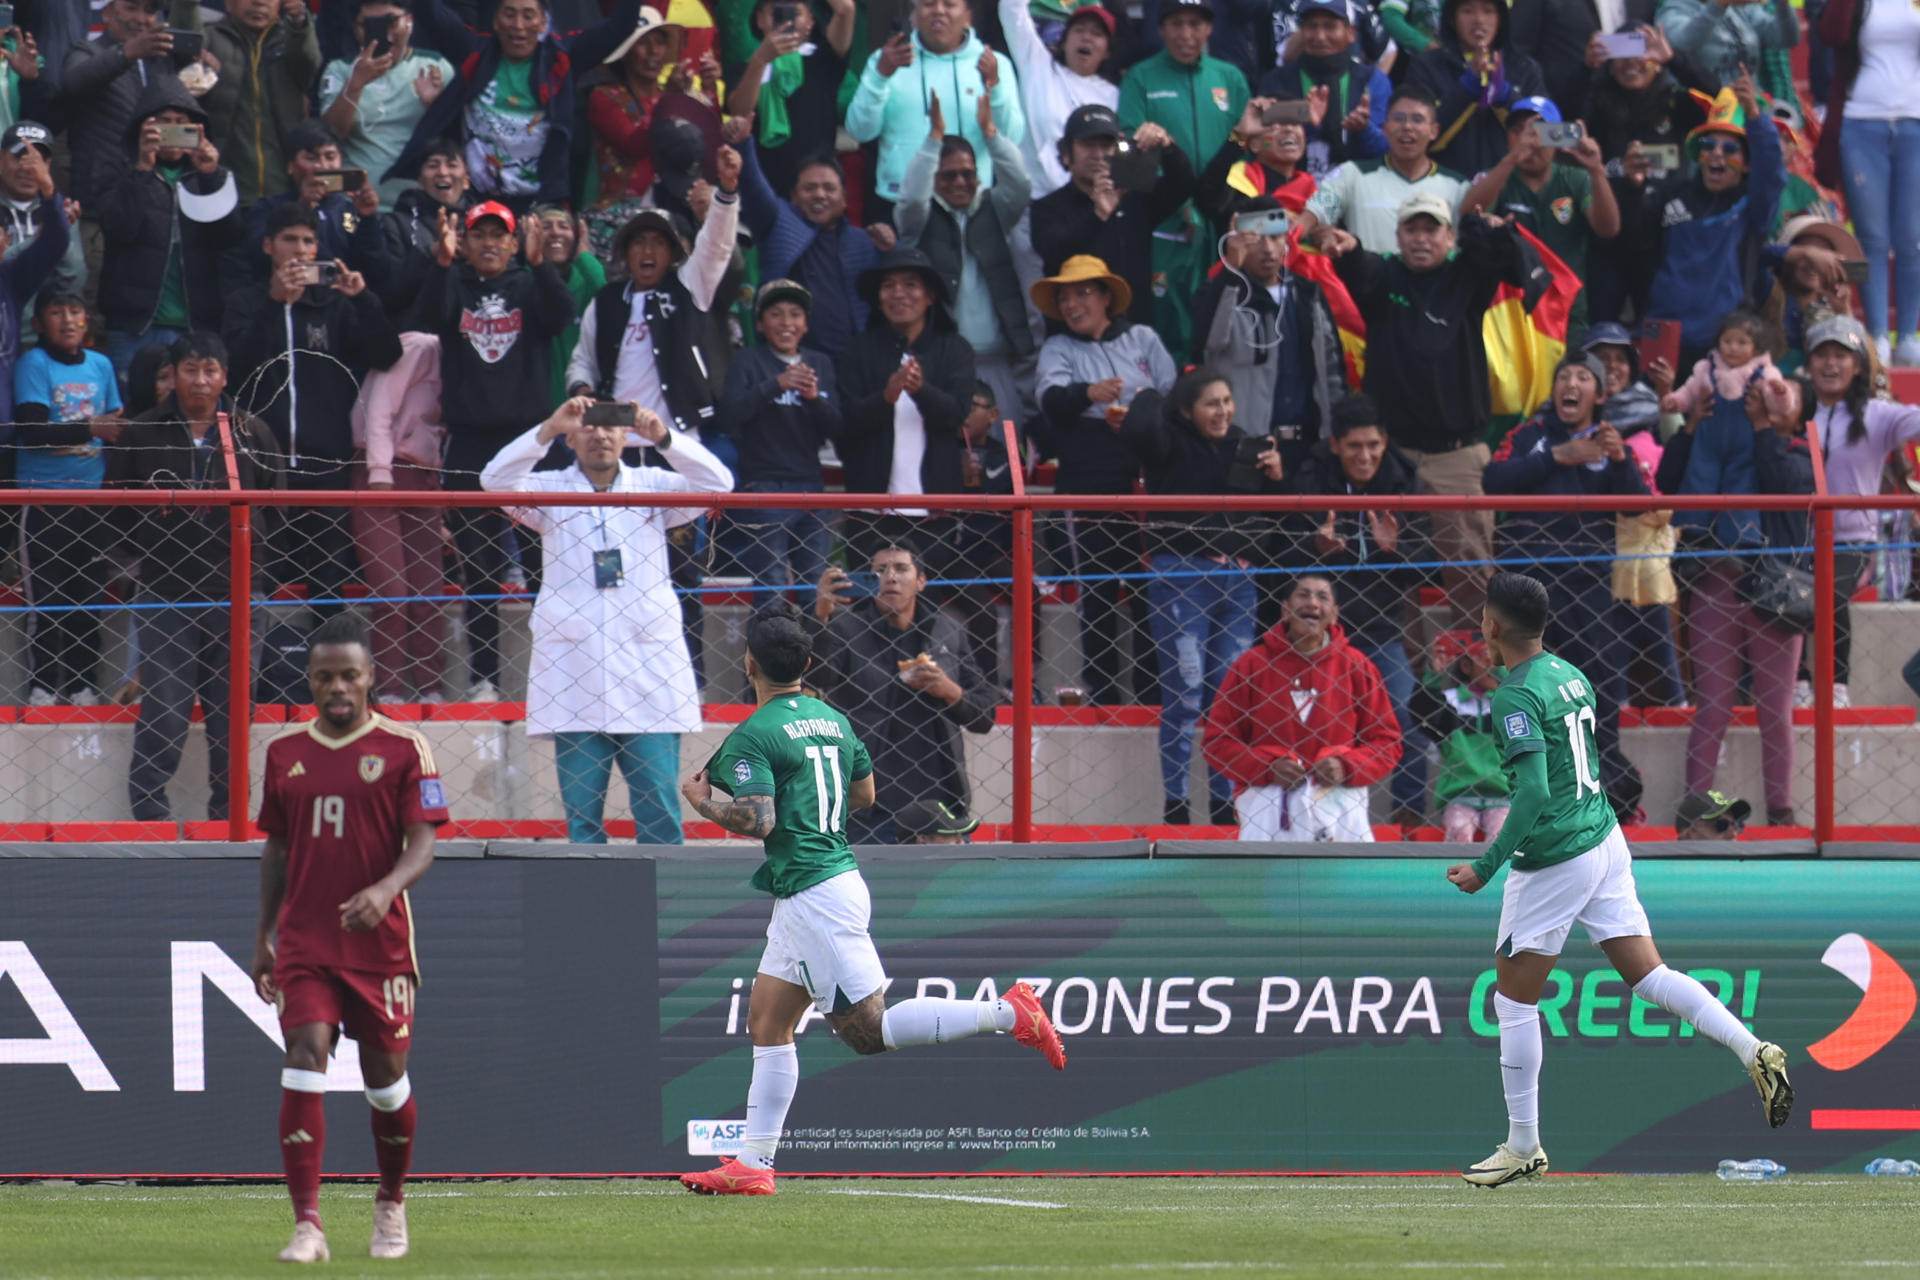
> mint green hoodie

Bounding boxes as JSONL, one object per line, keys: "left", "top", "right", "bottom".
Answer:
{"left": 845, "top": 28, "right": 1028, "bottom": 202}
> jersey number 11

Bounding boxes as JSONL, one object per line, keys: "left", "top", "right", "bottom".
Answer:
{"left": 804, "top": 745, "right": 845, "bottom": 833}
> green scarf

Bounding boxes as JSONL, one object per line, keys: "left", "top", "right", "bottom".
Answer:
{"left": 755, "top": 52, "right": 808, "bottom": 149}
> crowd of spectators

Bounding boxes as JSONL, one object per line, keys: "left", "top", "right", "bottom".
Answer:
{"left": 1, "top": 0, "right": 1917, "bottom": 841}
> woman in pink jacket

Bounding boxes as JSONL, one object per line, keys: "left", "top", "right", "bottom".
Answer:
{"left": 351, "top": 331, "right": 449, "bottom": 703}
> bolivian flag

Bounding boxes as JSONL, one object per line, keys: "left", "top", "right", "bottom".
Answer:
{"left": 1482, "top": 224, "right": 1583, "bottom": 418}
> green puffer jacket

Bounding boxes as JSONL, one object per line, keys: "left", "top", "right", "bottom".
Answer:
{"left": 181, "top": 8, "right": 322, "bottom": 204}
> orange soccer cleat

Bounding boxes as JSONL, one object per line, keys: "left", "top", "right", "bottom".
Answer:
{"left": 680, "top": 1158, "right": 777, "bottom": 1196}
{"left": 1005, "top": 981, "right": 1067, "bottom": 1070}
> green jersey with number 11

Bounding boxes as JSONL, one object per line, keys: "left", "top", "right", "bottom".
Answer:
{"left": 1471, "top": 652, "right": 1617, "bottom": 882}
{"left": 708, "top": 693, "right": 873, "bottom": 899}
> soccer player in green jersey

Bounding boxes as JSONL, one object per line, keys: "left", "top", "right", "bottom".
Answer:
{"left": 676, "top": 602, "right": 1066, "bottom": 1195}
{"left": 1445, "top": 572, "right": 1792, "bottom": 1188}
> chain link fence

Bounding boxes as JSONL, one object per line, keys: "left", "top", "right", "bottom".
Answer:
{"left": 2, "top": 460, "right": 1917, "bottom": 840}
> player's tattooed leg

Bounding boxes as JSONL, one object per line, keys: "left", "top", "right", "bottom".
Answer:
{"left": 827, "top": 992, "right": 888, "bottom": 1055}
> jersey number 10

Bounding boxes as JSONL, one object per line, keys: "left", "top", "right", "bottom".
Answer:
{"left": 804, "top": 745, "right": 845, "bottom": 834}
{"left": 1560, "top": 707, "right": 1602, "bottom": 801}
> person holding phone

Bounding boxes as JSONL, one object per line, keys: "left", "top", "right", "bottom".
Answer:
{"left": 319, "top": 0, "right": 454, "bottom": 210}
{"left": 178, "top": 0, "right": 323, "bottom": 204}
{"left": 1255, "top": 0, "right": 1390, "bottom": 177}
{"left": 1194, "top": 97, "right": 1318, "bottom": 236}
{"left": 1115, "top": 368, "right": 1284, "bottom": 825}
{"left": 1461, "top": 95, "right": 1619, "bottom": 331}
{"left": 723, "top": 0, "right": 856, "bottom": 199}
{"left": 479, "top": 395, "right": 732, "bottom": 844}
{"left": 234, "top": 119, "right": 380, "bottom": 295}
{"left": 224, "top": 201, "right": 402, "bottom": 618}
{"left": 98, "top": 82, "right": 244, "bottom": 374}
{"left": 1191, "top": 195, "right": 1347, "bottom": 476}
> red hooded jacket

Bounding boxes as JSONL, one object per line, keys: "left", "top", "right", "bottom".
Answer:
{"left": 1203, "top": 622, "right": 1403, "bottom": 792}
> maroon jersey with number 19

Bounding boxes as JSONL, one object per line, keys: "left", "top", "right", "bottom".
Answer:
{"left": 259, "top": 715, "right": 451, "bottom": 977}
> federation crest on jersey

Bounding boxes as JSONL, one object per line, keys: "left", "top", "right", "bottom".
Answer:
{"left": 1212, "top": 85, "right": 1229, "bottom": 112}
{"left": 733, "top": 759, "right": 754, "bottom": 786}
{"left": 1550, "top": 196, "right": 1574, "bottom": 225}
{"left": 359, "top": 754, "right": 387, "bottom": 783}
{"left": 1504, "top": 712, "right": 1532, "bottom": 740}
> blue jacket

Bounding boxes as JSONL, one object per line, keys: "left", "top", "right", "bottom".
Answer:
{"left": 385, "top": 0, "right": 642, "bottom": 205}
{"left": 1256, "top": 58, "right": 1391, "bottom": 176}
{"left": 0, "top": 199, "right": 72, "bottom": 443}
{"left": 1640, "top": 114, "right": 1785, "bottom": 353}
{"left": 1485, "top": 410, "right": 1649, "bottom": 570}
{"left": 737, "top": 139, "right": 879, "bottom": 358}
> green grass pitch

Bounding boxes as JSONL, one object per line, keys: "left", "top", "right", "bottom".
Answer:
{"left": 4, "top": 1175, "right": 1918, "bottom": 1278}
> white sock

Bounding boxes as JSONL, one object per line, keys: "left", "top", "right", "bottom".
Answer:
{"left": 1633, "top": 964, "right": 1760, "bottom": 1068}
{"left": 879, "top": 998, "right": 1015, "bottom": 1050}
{"left": 1494, "top": 992, "right": 1543, "bottom": 1155}
{"left": 736, "top": 1044, "right": 798, "bottom": 1171}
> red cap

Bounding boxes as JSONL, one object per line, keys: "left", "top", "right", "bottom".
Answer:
{"left": 465, "top": 200, "right": 516, "bottom": 233}
{"left": 1065, "top": 1, "right": 1116, "bottom": 35}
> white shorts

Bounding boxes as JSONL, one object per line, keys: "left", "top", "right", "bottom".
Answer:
{"left": 759, "top": 870, "right": 889, "bottom": 1014}
{"left": 1495, "top": 825, "right": 1652, "bottom": 958}
{"left": 1236, "top": 784, "right": 1374, "bottom": 843}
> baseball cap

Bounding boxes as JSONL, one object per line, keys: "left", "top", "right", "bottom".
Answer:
{"left": 1295, "top": 0, "right": 1353, "bottom": 22}
{"left": 755, "top": 278, "right": 812, "bottom": 315}
{"left": 465, "top": 200, "right": 515, "bottom": 233}
{"left": 1674, "top": 791, "right": 1752, "bottom": 830}
{"left": 1508, "top": 95, "right": 1562, "bottom": 124}
{"left": 1063, "top": 103, "right": 1123, "bottom": 142}
{"left": 1805, "top": 314, "right": 1871, "bottom": 359}
{"left": 651, "top": 117, "right": 707, "bottom": 201}
{"left": 2, "top": 121, "right": 53, "bottom": 158}
{"left": 1063, "top": 1, "right": 1117, "bottom": 36}
{"left": 1397, "top": 190, "right": 1453, "bottom": 227}
{"left": 892, "top": 799, "right": 980, "bottom": 840}
{"left": 1158, "top": 0, "right": 1214, "bottom": 21}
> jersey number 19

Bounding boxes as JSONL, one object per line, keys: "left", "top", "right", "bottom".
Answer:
{"left": 804, "top": 744, "right": 845, "bottom": 834}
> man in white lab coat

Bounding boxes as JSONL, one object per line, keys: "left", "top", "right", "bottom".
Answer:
{"left": 481, "top": 395, "right": 735, "bottom": 843}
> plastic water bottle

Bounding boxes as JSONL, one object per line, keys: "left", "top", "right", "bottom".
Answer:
{"left": 1864, "top": 1158, "right": 1920, "bottom": 1177}
{"left": 1716, "top": 1159, "right": 1786, "bottom": 1181}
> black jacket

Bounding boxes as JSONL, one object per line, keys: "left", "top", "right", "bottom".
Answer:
{"left": 580, "top": 267, "right": 732, "bottom": 441}
{"left": 55, "top": 3, "right": 199, "bottom": 207}
{"left": 423, "top": 258, "right": 575, "bottom": 468}
{"left": 104, "top": 396, "right": 285, "bottom": 603}
{"left": 807, "top": 601, "right": 996, "bottom": 821}
{"left": 1117, "top": 389, "right": 1286, "bottom": 562}
{"left": 356, "top": 186, "right": 480, "bottom": 324}
{"left": 718, "top": 344, "right": 844, "bottom": 488}
{"left": 224, "top": 283, "right": 403, "bottom": 471}
{"left": 1509, "top": 0, "right": 1659, "bottom": 118}
{"left": 1333, "top": 217, "right": 1534, "bottom": 453}
{"left": 1030, "top": 147, "right": 1194, "bottom": 328}
{"left": 1285, "top": 435, "right": 1431, "bottom": 642}
{"left": 95, "top": 80, "right": 246, "bottom": 335}
{"left": 1486, "top": 411, "right": 1650, "bottom": 570}
{"left": 835, "top": 320, "right": 977, "bottom": 497}
{"left": 1405, "top": 0, "right": 1549, "bottom": 179}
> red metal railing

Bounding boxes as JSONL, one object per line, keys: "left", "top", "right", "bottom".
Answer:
{"left": 4, "top": 482, "right": 1913, "bottom": 844}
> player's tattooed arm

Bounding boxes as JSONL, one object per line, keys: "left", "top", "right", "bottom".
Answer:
{"left": 694, "top": 792, "right": 777, "bottom": 839}
{"left": 681, "top": 768, "right": 776, "bottom": 838}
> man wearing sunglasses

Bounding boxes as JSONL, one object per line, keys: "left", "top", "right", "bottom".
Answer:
{"left": 1673, "top": 790, "right": 1750, "bottom": 841}
{"left": 1621, "top": 64, "right": 1785, "bottom": 369}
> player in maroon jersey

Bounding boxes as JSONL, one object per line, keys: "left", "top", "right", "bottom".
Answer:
{"left": 250, "top": 614, "right": 449, "bottom": 1263}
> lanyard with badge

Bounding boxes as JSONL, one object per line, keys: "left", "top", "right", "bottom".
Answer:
{"left": 590, "top": 484, "right": 625, "bottom": 589}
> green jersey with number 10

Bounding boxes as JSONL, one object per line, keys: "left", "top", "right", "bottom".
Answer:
{"left": 1486, "top": 652, "right": 1618, "bottom": 871}
{"left": 708, "top": 694, "right": 874, "bottom": 899}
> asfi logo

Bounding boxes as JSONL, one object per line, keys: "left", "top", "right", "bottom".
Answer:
{"left": 1807, "top": 932, "right": 1915, "bottom": 1072}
